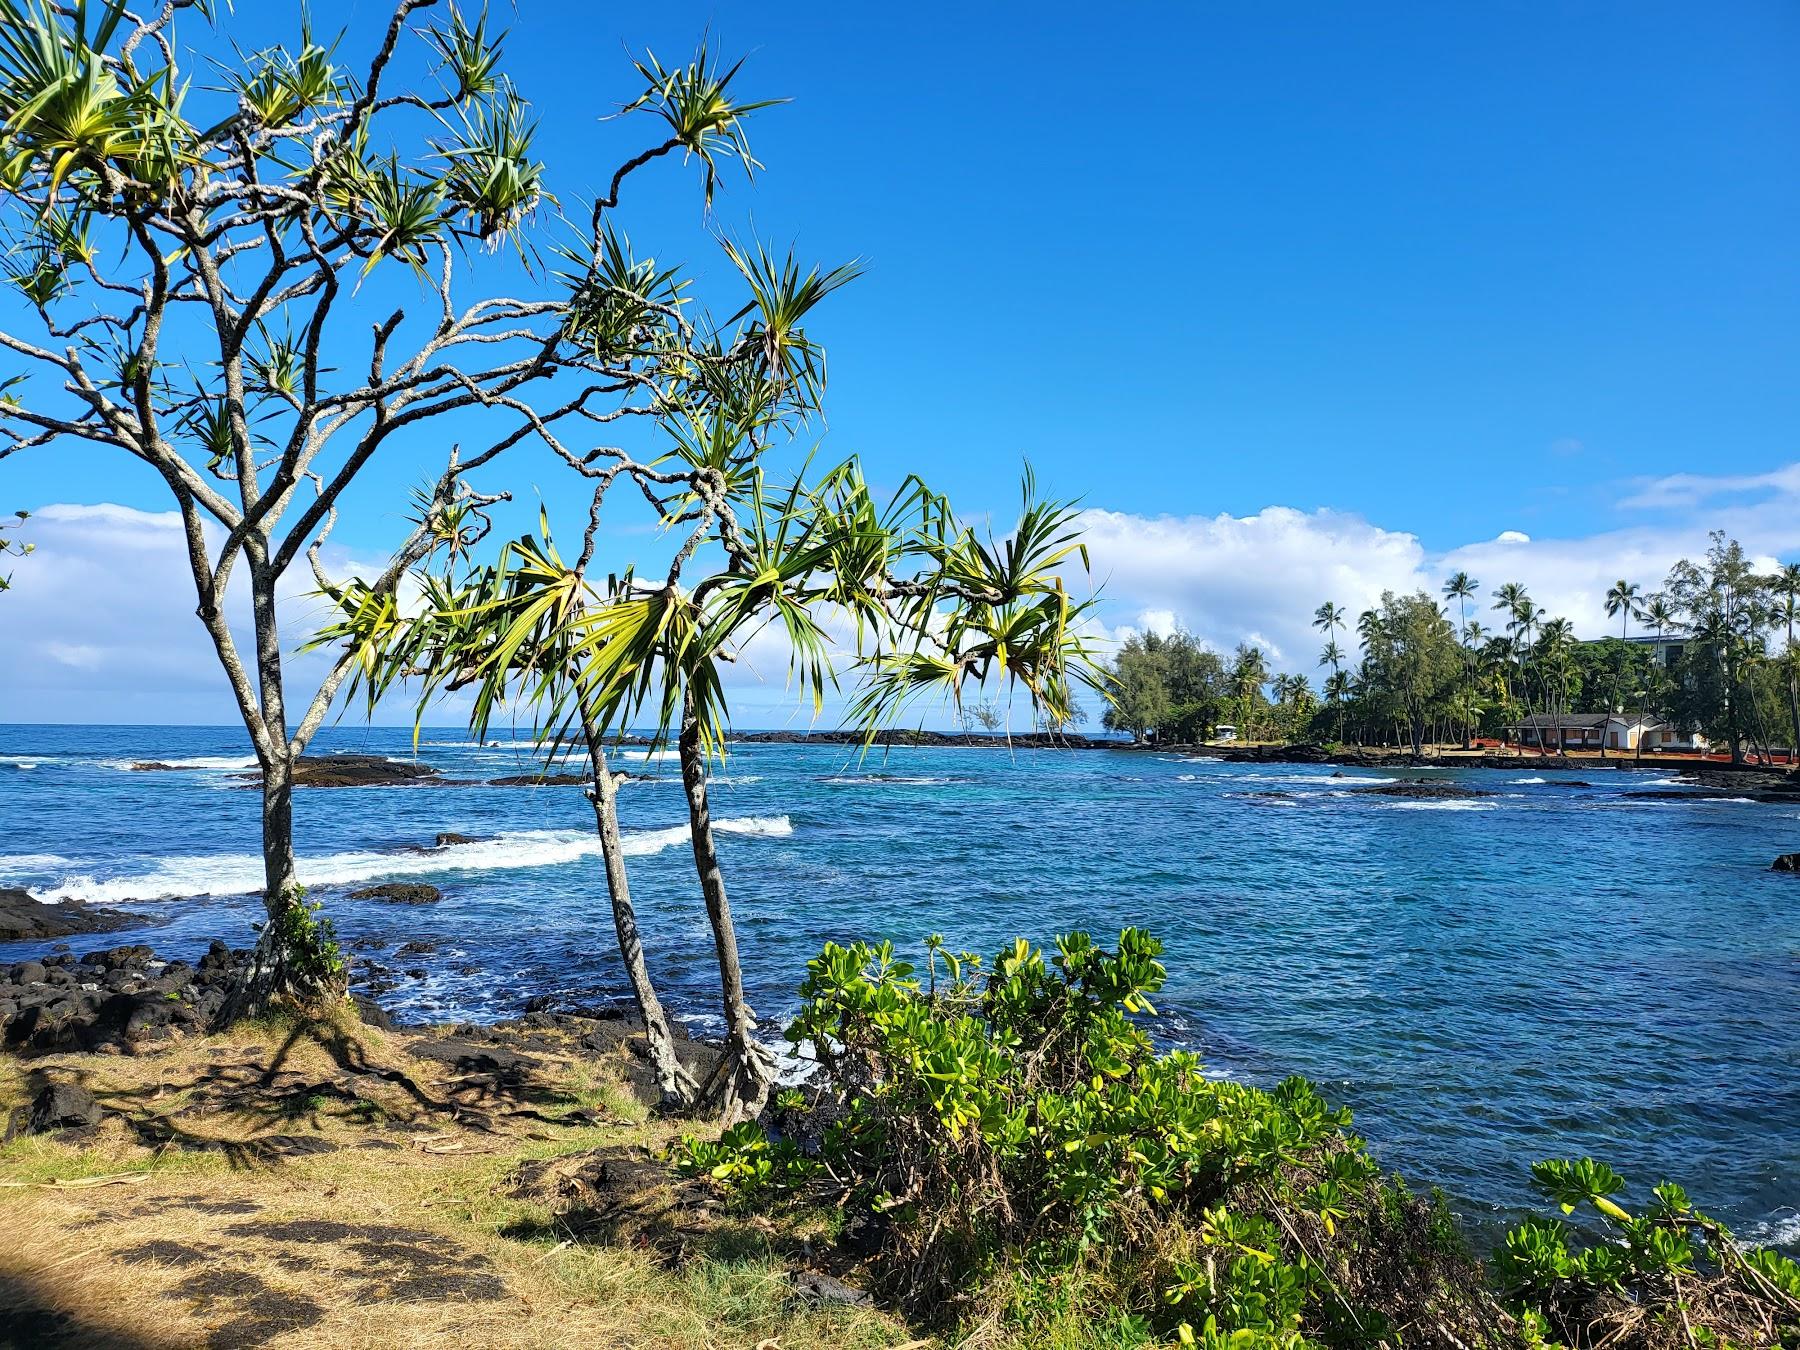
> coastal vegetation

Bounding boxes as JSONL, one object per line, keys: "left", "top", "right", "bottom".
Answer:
{"left": 6, "top": 932, "right": 1794, "bottom": 1348}
{"left": 1103, "top": 533, "right": 1800, "bottom": 765}
{"left": 672, "top": 929, "right": 1800, "bottom": 1349}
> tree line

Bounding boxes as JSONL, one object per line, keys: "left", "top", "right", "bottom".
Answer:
{"left": 1104, "top": 532, "right": 1800, "bottom": 765}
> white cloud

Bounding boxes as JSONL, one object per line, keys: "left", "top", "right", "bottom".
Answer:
{"left": 1074, "top": 505, "right": 1432, "bottom": 672}
{"left": 0, "top": 503, "right": 374, "bottom": 725}
{"left": 1618, "top": 463, "right": 1800, "bottom": 512}
{"left": 1078, "top": 463, "right": 1800, "bottom": 674}
{"left": 7, "top": 464, "right": 1800, "bottom": 725}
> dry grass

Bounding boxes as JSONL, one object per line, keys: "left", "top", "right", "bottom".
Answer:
{"left": 0, "top": 1011, "right": 925, "bottom": 1349}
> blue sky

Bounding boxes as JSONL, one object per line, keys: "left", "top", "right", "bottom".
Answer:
{"left": 3, "top": 1, "right": 1798, "bottom": 723}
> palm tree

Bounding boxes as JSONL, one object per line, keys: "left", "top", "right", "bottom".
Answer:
{"left": 1356, "top": 608, "right": 1384, "bottom": 651}
{"left": 1442, "top": 571, "right": 1478, "bottom": 747}
{"left": 1316, "top": 643, "right": 1346, "bottom": 743}
{"left": 1769, "top": 564, "right": 1800, "bottom": 765}
{"left": 1315, "top": 603, "right": 1347, "bottom": 742}
{"left": 1601, "top": 579, "right": 1642, "bottom": 757}
{"left": 1230, "top": 645, "right": 1270, "bottom": 738}
{"left": 1535, "top": 617, "right": 1577, "bottom": 743}
{"left": 1491, "top": 582, "right": 1529, "bottom": 722}
{"left": 1314, "top": 601, "right": 1346, "bottom": 643}
{"left": 1442, "top": 572, "right": 1477, "bottom": 632}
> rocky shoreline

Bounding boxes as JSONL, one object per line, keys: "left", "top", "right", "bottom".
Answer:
{"left": 1173, "top": 742, "right": 1800, "bottom": 802}
{"left": 0, "top": 887, "right": 148, "bottom": 942}
{"left": 0, "top": 936, "right": 706, "bottom": 1076}
{"left": 730, "top": 728, "right": 1112, "bottom": 748}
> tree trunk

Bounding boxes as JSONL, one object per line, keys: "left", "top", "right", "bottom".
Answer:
{"left": 1786, "top": 629, "right": 1800, "bottom": 768}
{"left": 583, "top": 728, "right": 696, "bottom": 1110}
{"left": 219, "top": 751, "right": 342, "bottom": 1023}
{"left": 677, "top": 693, "right": 773, "bottom": 1123}
{"left": 217, "top": 559, "right": 345, "bottom": 1023}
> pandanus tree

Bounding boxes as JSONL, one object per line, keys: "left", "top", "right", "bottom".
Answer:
{"left": 0, "top": 0, "right": 795, "bottom": 1012}
{"left": 321, "top": 406, "right": 1102, "bottom": 1122}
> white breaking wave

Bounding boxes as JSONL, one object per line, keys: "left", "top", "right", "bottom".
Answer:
{"left": 1744, "top": 1213, "right": 1800, "bottom": 1250}
{"left": 1385, "top": 800, "right": 1496, "bottom": 812}
{"left": 103, "top": 755, "right": 259, "bottom": 772}
{"left": 29, "top": 815, "right": 794, "bottom": 904}
{"left": 1266, "top": 773, "right": 1397, "bottom": 785}
{"left": 1509, "top": 777, "right": 1548, "bottom": 785}
{"left": 819, "top": 774, "right": 953, "bottom": 787}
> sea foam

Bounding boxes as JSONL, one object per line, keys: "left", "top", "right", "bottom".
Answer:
{"left": 103, "top": 755, "right": 259, "bottom": 772}
{"left": 1384, "top": 800, "right": 1496, "bottom": 811}
{"left": 1743, "top": 1213, "right": 1800, "bottom": 1251}
{"left": 30, "top": 816, "right": 794, "bottom": 904}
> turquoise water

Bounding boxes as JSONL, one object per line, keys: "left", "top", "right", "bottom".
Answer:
{"left": 1, "top": 723, "right": 1796, "bottom": 1246}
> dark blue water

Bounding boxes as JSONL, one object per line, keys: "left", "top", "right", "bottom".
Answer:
{"left": 2, "top": 723, "right": 1796, "bottom": 1247}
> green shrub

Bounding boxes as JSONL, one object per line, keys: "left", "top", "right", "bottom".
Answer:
{"left": 1498, "top": 1159, "right": 1800, "bottom": 1349}
{"left": 677, "top": 930, "right": 1500, "bottom": 1347}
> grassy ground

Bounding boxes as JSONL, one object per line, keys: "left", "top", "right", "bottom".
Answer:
{"left": 0, "top": 1010, "right": 926, "bottom": 1349}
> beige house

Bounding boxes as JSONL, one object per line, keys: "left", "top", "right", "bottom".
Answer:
{"left": 1510, "top": 713, "right": 1674, "bottom": 751}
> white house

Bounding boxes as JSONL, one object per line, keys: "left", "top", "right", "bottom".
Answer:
{"left": 1510, "top": 713, "right": 1686, "bottom": 751}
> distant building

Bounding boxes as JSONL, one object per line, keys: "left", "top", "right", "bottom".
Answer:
{"left": 1212, "top": 723, "right": 1238, "bottom": 743}
{"left": 1594, "top": 633, "right": 1688, "bottom": 671}
{"left": 1508, "top": 712, "right": 1705, "bottom": 752}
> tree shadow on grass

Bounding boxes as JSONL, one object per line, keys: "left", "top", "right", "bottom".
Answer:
{"left": 52, "top": 1014, "right": 632, "bottom": 1169}
{"left": 0, "top": 1269, "right": 162, "bottom": 1349}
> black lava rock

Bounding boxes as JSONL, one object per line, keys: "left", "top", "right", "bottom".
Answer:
{"left": 10, "top": 1080, "right": 103, "bottom": 1138}
{"left": 0, "top": 888, "right": 144, "bottom": 941}
{"left": 346, "top": 883, "right": 442, "bottom": 904}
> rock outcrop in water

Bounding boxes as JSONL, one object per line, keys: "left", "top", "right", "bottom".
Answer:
{"left": 229, "top": 755, "right": 443, "bottom": 788}
{"left": 1349, "top": 779, "right": 1493, "bottom": 800}
{"left": 1773, "top": 853, "right": 1800, "bottom": 873}
{"left": 346, "top": 883, "right": 442, "bottom": 905}
{"left": 0, "top": 888, "right": 144, "bottom": 941}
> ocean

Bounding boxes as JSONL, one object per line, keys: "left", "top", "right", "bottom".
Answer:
{"left": 1, "top": 723, "right": 1796, "bottom": 1248}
